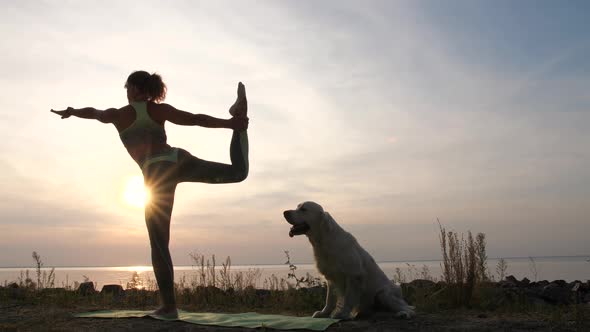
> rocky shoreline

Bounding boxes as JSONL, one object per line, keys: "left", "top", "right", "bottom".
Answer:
{"left": 1, "top": 276, "right": 589, "bottom": 332}
{"left": 4, "top": 275, "right": 588, "bottom": 308}
{"left": 401, "top": 275, "right": 590, "bottom": 309}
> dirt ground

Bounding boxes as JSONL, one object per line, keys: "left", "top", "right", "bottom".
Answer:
{"left": 1, "top": 304, "right": 586, "bottom": 332}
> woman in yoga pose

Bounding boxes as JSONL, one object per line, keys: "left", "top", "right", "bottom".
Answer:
{"left": 51, "top": 71, "right": 249, "bottom": 318}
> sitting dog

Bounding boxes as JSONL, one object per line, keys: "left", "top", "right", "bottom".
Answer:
{"left": 283, "top": 201, "right": 414, "bottom": 320}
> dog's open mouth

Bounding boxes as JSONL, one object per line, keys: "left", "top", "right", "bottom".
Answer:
{"left": 289, "top": 223, "right": 310, "bottom": 237}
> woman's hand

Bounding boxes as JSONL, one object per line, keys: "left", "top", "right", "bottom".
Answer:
{"left": 51, "top": 107, "right": 73, "bottom": 119}
{"left": 229, "top": 116, "right": 249, "bottom": 131}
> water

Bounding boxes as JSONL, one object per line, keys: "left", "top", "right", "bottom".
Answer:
{"left": 1, "top": 256, "right": 588, "bottom": 291}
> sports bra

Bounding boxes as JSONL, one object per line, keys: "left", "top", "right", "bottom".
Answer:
{"left": 119, "top": 101, "right": 167, "bottom": 146}
{"left": 119, "top": 101, "right": 175, "bottom": 169}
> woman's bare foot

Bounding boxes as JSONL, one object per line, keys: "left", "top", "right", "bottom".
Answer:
{"left": 150, "top": 305, "right": 178, "bottom": 319}
{"left": 229, "top": 82, "right": 247, "bottom": 118}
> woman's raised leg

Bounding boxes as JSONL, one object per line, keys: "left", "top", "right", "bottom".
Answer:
{"left": 175, "top": 128, "right": 248, "bottom": 184}
{"left": 177, "top": 81, "right": 249, "bottom": 184}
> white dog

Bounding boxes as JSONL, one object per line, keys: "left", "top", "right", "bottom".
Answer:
{"left": 283, "top": 201, "right": 414, "bottom": 320}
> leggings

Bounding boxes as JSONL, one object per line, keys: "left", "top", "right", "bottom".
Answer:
{"left": 142, "top": 130, "right": 248, "bottom": 306}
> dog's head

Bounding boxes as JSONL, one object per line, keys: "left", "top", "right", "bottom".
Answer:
{"left": 283, "top": 201, "right": 334, "bottom": 238}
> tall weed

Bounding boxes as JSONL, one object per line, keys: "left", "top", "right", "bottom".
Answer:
{"left": 438, "top": 221, "right": 490, "bottom": 307}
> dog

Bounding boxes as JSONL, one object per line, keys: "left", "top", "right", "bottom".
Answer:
{"left": 283, "top": 201, "right": 414, "bottom": 320}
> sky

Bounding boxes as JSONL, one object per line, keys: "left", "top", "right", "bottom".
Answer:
{"left": 0, "top": 0, "right": 588, "bottom": 267}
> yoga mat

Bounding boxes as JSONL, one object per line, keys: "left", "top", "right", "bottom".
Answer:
{"left": 74, "top": 310, "right": 339, "bottom": 331}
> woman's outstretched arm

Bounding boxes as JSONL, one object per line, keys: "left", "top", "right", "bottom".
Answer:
{"left": 50, "top": 107, "right": 120, "bottom": 124}
{"left": 161, "top": 104, "right": 248, "bottom": 130}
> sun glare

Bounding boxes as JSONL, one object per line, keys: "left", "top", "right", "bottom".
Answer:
{"left": 123, "top": 176, "right": 150, "bottom": 208}
{"left": 126, "top": 265, "right": 152, "bottom": 272}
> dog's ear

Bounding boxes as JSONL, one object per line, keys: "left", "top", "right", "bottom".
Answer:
{"left": 321, "top": 212, "right": 335, "bottom": 233}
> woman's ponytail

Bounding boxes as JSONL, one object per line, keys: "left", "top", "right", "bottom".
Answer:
{"left": 147, "top": 73, "right": 167, "bottom": 103}
{"left": 125, "top": 70, "right": 167, "bottom": 103}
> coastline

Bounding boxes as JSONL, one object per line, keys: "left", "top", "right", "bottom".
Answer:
{"left": 2, "top": 277, "right": 588, "bottom": 331}
{"left": 2, "top": 256, "right": 588, "bottom": 291}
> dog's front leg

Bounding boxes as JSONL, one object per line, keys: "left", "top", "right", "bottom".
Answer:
{"left": 313, "top": 281, "right": 337, "bottom": 318}
{"left": 330, "top": 276, "right": 361, "bottom": 320}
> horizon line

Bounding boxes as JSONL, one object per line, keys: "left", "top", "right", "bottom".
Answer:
{"left": 1, "top": 254, "right": 588, "bottom": 270}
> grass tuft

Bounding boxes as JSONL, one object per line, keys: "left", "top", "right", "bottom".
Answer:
{"left": 437, "top": 220, "right": 491, "bottom": 308}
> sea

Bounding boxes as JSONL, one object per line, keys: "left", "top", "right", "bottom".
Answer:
{"left": 1, "top": 256, "right": 588, "bottom": 291}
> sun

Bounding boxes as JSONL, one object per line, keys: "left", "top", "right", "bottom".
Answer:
{"left": 123, "top": 176, "right": 150, "bottom": 208}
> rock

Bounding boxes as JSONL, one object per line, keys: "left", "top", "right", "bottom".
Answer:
{"left": 528, "top": 282, "right": 546, "bottom": 295}
{"left": 541, "top": 283, "right": 571, "bottom": 305}
{"left": 569, "top": 280, "right": 584, "bottom": 291}
{"left": 125, "top": 288, "right": 152, "bottom": 299}
{"left": 194, "top": 285, "right": 224, "bottom": 301}
{"left": 479, "top": 287, "right": 510, "bottom": 310}
{"left": 529, "top": 280, "right": 549, "bottom": 289}
{"left": 499, "top": 276, "right": 518, "bottom": 288}
{"left": 204, "top": 285, "right": 223, "bottom": 295}
{"left": 304, "top": 285, "right": 325, "bottom": 296}
{"left": 408, "top": 279, "right": 437, "bottom": 289}
{"left": 41, "top": 287, "right": 67, "bottom": 296}
{"left": 570, "top": 283, "right": 584, "bottom": 304}
{"left": 528, "top": 294, "right": 551, "bottom": 306}
{"left": 571, "top": 282, "right": 581, "bottom": 292}
{"left": 101, "top": 284, "right": 124, "bottom": 296}
{"left": 427, "top": 286, "right": 453, "bottom": 308}
{"left": 403, "top": 279, "right": 438, "bottom": 305}
{"left": 506, "top": 275, "right": 519, "bottom": 283}
{"left": 480, "top": 281, "right": 496, "bottom": 287}
{"left": 5, "top": 283, "right": 25, "bottom": 299}
{"left": 78, "top": 282, "right": 96, "bottom": 296}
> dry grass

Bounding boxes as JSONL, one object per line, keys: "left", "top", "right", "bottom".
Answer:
{"left": 2, "top": 229, "right": 587, "bottom": 331}
{"left": 438, "top": 220, "right": 491, "bottom": 307}
{"left": 1, "top": 251, "right": 325, "bottom": 315}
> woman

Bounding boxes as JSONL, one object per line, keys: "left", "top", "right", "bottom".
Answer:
{"left": 51, "top": 71, "right": 249, "bottom": 318}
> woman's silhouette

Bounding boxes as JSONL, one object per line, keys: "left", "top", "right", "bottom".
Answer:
{"left": 51, "top": 71, "right": 249, "bottom": 318}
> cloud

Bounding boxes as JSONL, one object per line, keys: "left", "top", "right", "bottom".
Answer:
{"left": 0, "top": 1, "right": 589, "bottom": 266}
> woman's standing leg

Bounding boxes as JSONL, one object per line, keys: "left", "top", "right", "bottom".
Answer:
{"left": 143, "top": 162, "right": 178, "bottom": 316}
